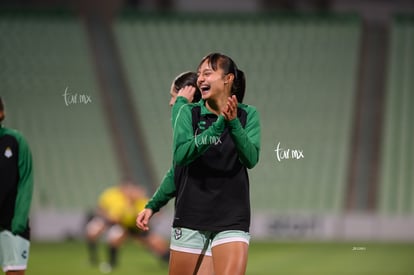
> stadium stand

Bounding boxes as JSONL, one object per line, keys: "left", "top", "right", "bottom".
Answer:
{"left": 379, "top": 15, "right": 414, "bottom": 215}
{"left": 0, "top": 11, "right": 121, "bottom": 210}
{"left": 115, "top": 14, "right": 361, "bottom": 213}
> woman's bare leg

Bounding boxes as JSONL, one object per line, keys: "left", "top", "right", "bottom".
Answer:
{"left": 169, "top": 250, "right": 214, "bottom": 275}
{"left": 211, "top": 242, "right": 248, "bottom": 275}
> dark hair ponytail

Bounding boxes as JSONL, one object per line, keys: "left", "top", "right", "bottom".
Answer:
{"left": 233, "top": 69, "right": 245, "bottom": 103}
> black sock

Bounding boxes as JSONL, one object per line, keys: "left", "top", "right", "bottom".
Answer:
{"left": 108, "top": 246, "right": 118, "bottom": 268}
{"left": 160, "top": 250, "right": 170, "bottom": 263}
{"left": 87, "top": 241, "right": 98, "bottom": 265}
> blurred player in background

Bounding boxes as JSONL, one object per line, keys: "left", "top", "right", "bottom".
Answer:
{"left": 0, "top": 97, "right": 34, "bottom": 275}
{"left": 85, "top": 179, "right": 170, "bottom": 273}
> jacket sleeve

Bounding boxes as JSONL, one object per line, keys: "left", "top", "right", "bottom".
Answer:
{"left": 145, "top": 167, "right": 176, "bottom": 213}
{"left": 12, "top": 134, "right": 34, "bottom": 234}
{"left": 144, "top": 97, "right": 191, "bottom": 212}
{"left": 171, "top": 96, "right": 189, "bottom": 128}
{"left": 173, "top": 104, "right": 226, "bottom": 166}
{"left": 227, "top": 105, "right": 261, "bottom": 169}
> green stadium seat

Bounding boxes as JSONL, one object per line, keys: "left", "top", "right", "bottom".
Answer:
{"left": 379, "top": 15, "right": 414, "bottom": 215}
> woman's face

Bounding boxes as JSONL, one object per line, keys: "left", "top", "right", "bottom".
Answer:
{"left": 197, "top": 60, "right": 228, "bottom": 101}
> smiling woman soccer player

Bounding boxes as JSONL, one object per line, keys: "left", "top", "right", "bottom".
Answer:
{"left": 168, "top": 53, "right": 261, "bottom": 275}
{"left": 137, "top": 67, "right": 248, "bottom": 275}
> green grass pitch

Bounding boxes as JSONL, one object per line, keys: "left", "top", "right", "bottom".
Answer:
{"left": 28, "top": 240, "right": 414, "bottom": 274}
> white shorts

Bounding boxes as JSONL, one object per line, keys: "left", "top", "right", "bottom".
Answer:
{"left": 0, "top": 230, "right": 30, "bottom": 272}
{"left": 170, "top": 227, "right": 250, "bottom": 256}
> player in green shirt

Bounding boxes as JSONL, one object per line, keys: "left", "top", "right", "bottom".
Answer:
{"left": 0, "top": 97, "right": 34, "bottom": 275}
{"left": 137, "top": 53, "right": 254, "bottom": 275}
{"left": 137, "top": 68, "right": 246, "bottom": 219}
{"left": 168, "top": 53, "right": 260, "bottom": 275}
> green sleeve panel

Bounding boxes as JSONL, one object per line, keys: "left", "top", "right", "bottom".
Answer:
{"left": 173, "top": 104, "right": 226, "bottom": 166}
{"left": 145, "top": 167, "right": 176, "bottom": 213}
{"left": 144, "top": 97, "right": 189, "bottom": 212}
{"left": 12, "top": 133, "right": 34, "bottom": 234}
{"left": 171, "top": 96, "right": 189, "bottom": 128}
{"left": 227, "top": 105, "right": 261, "bottom": 169}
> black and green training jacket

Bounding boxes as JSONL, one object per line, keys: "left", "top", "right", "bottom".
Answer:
{"left": 0, "top": 125, "right": 33, "bottom": 240}
{"left": 172, "top": 100, "right": 260, "bottom": 232}
{"left": 145, "top": 96, "right": 189, "bottom": 213}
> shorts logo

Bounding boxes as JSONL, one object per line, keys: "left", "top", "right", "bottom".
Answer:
{"left": 21, "top": 250, "right": 27, "bottom": 259}
{"left": 174, "top": 228, "right": 182, "bottom": 240}
{"left": 4, "top": 147, "right": 13, "bottom": 158}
